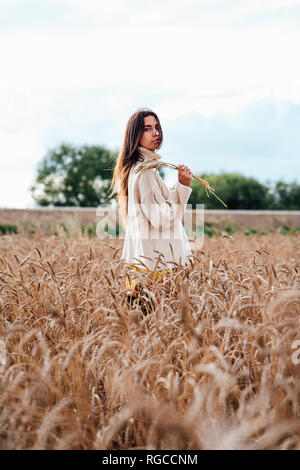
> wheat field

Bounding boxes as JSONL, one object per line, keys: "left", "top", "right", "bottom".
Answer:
{"left": 0, "top": 232, "right": 299, "bottom": 450}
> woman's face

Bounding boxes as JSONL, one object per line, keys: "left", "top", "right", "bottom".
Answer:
{"left": 139, "top": 115, "right": 161, "bottom": 151}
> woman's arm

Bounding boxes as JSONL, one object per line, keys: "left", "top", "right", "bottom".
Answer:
{"left": 169, "top": 164, "right": 193, "bottom": 205}
{"left": 138, "top": 169, "right": 192, "bottom": 232}
{"left": 169, "top": 179, "right": 193, "bottom": 205}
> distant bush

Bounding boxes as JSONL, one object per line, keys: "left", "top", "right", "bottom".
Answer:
{"left": 280, "top": 225, "right": 300, "bottom": 235}
{"left": 225, "top": 224, "right": 234, "bottom": 235}
{"left": 80, "top": 224, "right": 97, "bottom": 237}
{"left": 244, "top": 229, "right": 257, "bottom": 236}
{"left": 0, "top": 224, "right": 18, "bottom": 235}
{"left": 204, "top": 222, "right": 221, "bottom": 237}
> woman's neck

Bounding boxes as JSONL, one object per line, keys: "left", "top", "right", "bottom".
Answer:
{"left": 137, "top": 145, "right": 161, "bottom": 161}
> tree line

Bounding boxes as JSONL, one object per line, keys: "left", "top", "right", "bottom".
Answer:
{"left": 189, "top": 173, "right": 300, "bottom": 210}
{"left": 30, "top": 143, "right": 300, "bottom": 210}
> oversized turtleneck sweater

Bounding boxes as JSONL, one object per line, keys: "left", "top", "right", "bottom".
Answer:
{"left": 120, "top": 145, "right": 193, "bottom": 272}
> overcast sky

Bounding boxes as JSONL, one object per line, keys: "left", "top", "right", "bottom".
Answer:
{"left": 1, "top": 0, "right": 300, "bottom": 208}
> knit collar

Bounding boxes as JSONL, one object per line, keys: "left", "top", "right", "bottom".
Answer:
{"left": 137, "top": 145, "right": 161, "bottom": 161}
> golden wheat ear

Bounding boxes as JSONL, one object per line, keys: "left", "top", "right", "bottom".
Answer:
{"left": 134, "top": 159, "right": 228, "bottom": 208}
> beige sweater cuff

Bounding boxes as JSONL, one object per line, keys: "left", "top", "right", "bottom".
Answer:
{"left": 176, "top": 179, "right": 192, "bottom": 204}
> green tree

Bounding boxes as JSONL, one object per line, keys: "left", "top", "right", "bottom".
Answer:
{"left": 270, "top": 181, "right": 300, "bottom": 210}
{"left": 30, "top": 143, "right": 166, "bottom": 207}
{"left": 30, "top": 143, "right": 117, "bottom": 207}
{"left": 189, "top": 172, "right": 272, "bottom": 210}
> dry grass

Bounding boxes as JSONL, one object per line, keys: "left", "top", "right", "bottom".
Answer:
{"left": 0, "top": 232, "right": 299, "bottom": 450}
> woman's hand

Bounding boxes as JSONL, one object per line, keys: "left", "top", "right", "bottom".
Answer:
{"left": 178, "top": 164, "right": 192, "bottom": 187}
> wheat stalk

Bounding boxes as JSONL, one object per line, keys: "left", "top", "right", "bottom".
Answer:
{"left": 0, "top": 232, "right": 299, "bottom": 450}
{"left": 133, "top": 159, "right": 228, "bottom": 208}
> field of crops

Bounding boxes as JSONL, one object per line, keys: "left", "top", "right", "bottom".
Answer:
{"left": 0, "top": 232, "right": 299, "bottom": 450}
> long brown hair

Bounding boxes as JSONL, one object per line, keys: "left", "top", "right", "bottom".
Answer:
{"left": 107, "top": 108, "right": 163, "bottom": 227}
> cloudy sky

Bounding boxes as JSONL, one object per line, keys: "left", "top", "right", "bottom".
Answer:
{"left": 1, "top": 0, "right": 300, "bottom": 208}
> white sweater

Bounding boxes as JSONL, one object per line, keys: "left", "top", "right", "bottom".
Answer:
{"left": 120, "top": 145, "right": 193, "bottom": 271}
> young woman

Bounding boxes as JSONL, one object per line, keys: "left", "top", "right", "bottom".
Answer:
{"left": 108, "top": 108, "right": 193, "bottom": 301}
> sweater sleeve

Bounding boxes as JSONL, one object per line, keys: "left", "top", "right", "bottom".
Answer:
{"left": 138, "top": 169, "right": 192, "bottom": 232}
{"left": 170, "top": 180, "right": 193, "bottom": 206}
